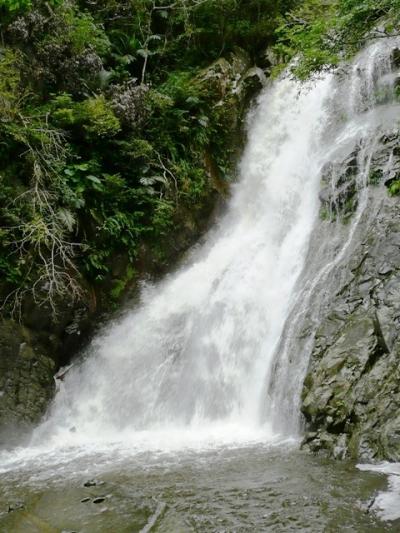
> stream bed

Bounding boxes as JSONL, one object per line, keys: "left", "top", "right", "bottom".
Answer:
{"left": 0, "top": 442, "right": 397, "bottom": 532}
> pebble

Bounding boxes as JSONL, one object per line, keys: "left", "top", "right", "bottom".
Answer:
{"left": 8, "top": 502, "right": 24, "bottom": 513}
{"left": 84, "top": 479, "right": 104, "bottom": 487}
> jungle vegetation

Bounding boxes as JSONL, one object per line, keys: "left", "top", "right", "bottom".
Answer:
{"left": 0, "top": 0, "right": 398, "bottom": 316}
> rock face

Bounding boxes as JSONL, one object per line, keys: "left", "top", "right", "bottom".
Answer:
{"left": 0, "top": 320, "right": 55, "bottom": 444}
{"left": 0, "top": 300, "right": 92, "bottom": 445}
{"left": 302, "top": 134, "right": 400, "bottom": 461}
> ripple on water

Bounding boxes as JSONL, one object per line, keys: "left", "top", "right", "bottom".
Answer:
{"left": 0, "top": 444, "right": 396, "bottom": 532}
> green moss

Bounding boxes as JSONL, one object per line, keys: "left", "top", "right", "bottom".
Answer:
{"left": 79, "top": 96, "right": 121, "bottom": 138}
{"left": 388, "top": 179, "right": 400, "bottom": 196}
{"left": 320, "top": 206, "right": 331, "bottom": 221}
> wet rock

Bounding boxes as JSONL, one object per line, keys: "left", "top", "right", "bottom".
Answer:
{"left": 239, "top": 66, "right": 267, "bottom": 96}
{"left": 0, "top": 319, "right": 56, "bottom": 445}
{"left": 55, "top": 363, "right": 74, "bottom": 383}
{"left": 391, "top": 48, "right": 400, "bottom": 69}
{"left": 8, "top": 501, "right": 24, "bottom": 513}
{"left": 0, "top": 288, "right": 97, "bottom": 445}
{"left": 264, "top": 46, "right": 282, "bottom": 71}
{"left": 320, "top": 133, "right": 400, "bottom": 222}
{"left": 333, "top": 434, "right": 349, "bottom": 460}
{"left": 84, "top": 479, "right": 105, "bottom": 487}
{"left": 197, "top": 47, "right": 266, "bottom": 129}
{"left": 301, "top": 123, "right": 400, "bottom": 461}
{"left": 198, "top": 48, "right": 250, "bottom": 101}
{"left": 319, "top": 153, "right": 359, "bottom": 219}
{"left": 302, "top": 188, "right": 400, "bottom": 460}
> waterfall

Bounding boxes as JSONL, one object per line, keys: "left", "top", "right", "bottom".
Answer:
{"left": 31, "top": 37, "right": 400, "bottom": 452}
{"left": 267, "top": 36, "right": 400, "bottom": 436}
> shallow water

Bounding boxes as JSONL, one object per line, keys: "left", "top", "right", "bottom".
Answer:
{"left": 0, "top": 443, "right": 396, "bottom": 532}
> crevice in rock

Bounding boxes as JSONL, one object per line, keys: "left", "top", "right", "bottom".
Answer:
{"left": 373, "top": 311, "right": 391, "bottom": 356}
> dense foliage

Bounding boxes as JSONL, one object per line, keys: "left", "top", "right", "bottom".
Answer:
{"left": 275, "top": 0, "right": 400, "bottom": 78}
{"left": 1, "top": 0, "right": 398, "bottom": 316}
{"left": 0, "top": 0, "right": 294, "bottom": 314}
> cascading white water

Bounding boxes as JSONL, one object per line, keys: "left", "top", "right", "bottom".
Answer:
{"left": 26, "top": 37, "right": 400, "bottom": 454}
{"left": 33, "top": 70, "right": 334, "bottom": 450}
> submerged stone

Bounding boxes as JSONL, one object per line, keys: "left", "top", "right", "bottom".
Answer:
{"left": 8, "top": 501, "right": 24, "bottom": 513}
{"left": 84, "top": 479, "right": 105, "bottom": 487}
